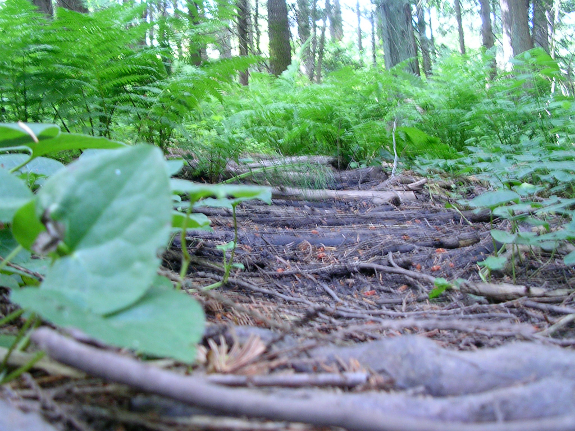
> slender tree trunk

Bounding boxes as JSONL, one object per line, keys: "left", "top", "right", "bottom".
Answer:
{"left": 31, "top": 0, "right": 53, "bottom": 15}
{"left": 159, "top": 0, "right": 172, "bottom": 74}
{"left": 532, "top": 0, "right": 551, "bottom": 52}
{"left": 416, "top": 1, "right": 432, "bottom": 76}
{"left": 254, "top": 0, "right": 261, "bottom": 54}
{"left": 309, "top": 0, "right": 318, "bottom": 80}
{"left": 356, "top": 0, "right": 363, "bottom": 54}
{"left": 370, "top": 9, "right": 377, "bottom": 67}
{"left": 332, "top": 0, "right": 343, "bottom": 41}
{"left": 316, "top": 16, "right": 327, "bottom": 82}
{"left": 297, "top": 0, "right": 312, "bottom": 78}
{"left": 379, "top": 0, "right": 419, "bottom": 74}
{"left": 428, "top": 7, "right": 436, "bottom": 62}
{"left": 57, "top": 0, "right": 88, "bottom": 12}
{"left": 237, "top": 0, "right": 250, "bottom": 84}
{"left": 479, "top": 0, "right": 496, "bottom": 75}
{"left": 268, "top": 0, "right": 292, "bottom": 75}
{"left": 500, "top": 0, "right": 533, "bottom": 62}
{"left": 454, "top": 0, "right": 465, "bottom": 54}
{"left": 479, "top": 0, "right": 494, "bottom": 49}
{"left": 326, "top": 0, "right": 335, "bottom": 41}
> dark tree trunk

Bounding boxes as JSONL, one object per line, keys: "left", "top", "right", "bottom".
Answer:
{"left": 254, "top": 0, "right": 261, "bottom": 54}
{"left": 454, "top": 0, "right": 465, "bottom": 54}
{"left": 500, "top": 0, "right": 533, "bottom": 62}
{"left": 532, "top": 0, "right": 551, "bottom": 52}
{"left": 332, "top": 0, "right": 343, "bottom": 41}
{"left": 316, "top": 16, "right": 327, "bottom": 82}
{"left": 31, "top": 0, "right": 53, "bottom": 15}
{"left": 268, "top": 0, "right": 292, "bottom": 75}
{"left": 237, "top": 0, "right": 250, "bottom": 85}
{"left": 297, "top": 0, "right": 313, "bottom": 78}
{"left": 379, "top": 0, "right": 419, "bottom": 74}
{"left": 415, "top": 1, "right": 432, "bottom": 76}
{"left": 56, "top": 0, "right": 88, "bottom": 12}
{"left": 187, "top": 0, "right": 204, "bottom": 66}
{"left": 479, "top": 0, "right": 494, "bottom": 49}
{"left": 370, "top": 10, "right": 377, "bottom": 67}
{"left": 356, "top": 0, "right": 363, "bottom": 54}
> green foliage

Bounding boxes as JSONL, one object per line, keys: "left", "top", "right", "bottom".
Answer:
{"left": 0, "top": 0, "right": 258, "bottom": 150}
{"left": 0, "top": 123, "right": 271, "bottom": 363}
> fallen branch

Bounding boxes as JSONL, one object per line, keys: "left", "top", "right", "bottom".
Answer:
{"left": 272, "top": 187, "right": 415, "bottom": 204}
{"left": 31, "top": 328, "right": 575, "bottom": 431}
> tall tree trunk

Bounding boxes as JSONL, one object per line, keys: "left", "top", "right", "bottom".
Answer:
{"left": 370, "top": 9, "right": 377, "bottom": 66}
{"left": 297, "top": 0, "right": 313, "bottom": 78}
{"left": 188, "top": 0, "right": 204, "bottom": 66}
{"left": 532, "top": 0, "right": 551, "bottom": 52}
{"left": 316, "top": 16, "right": 327, "bottom": 82}
{"left": 479, "top": 0, "right": 496, "bottom": 76}
{"left": 428, "top": 7, "right": 436, "bottom": 62}
{"left": 379, "top": 0, "right": 419, "bottom": 74}
{"left": 479, "top": 0, "right": 494, "bottom": 49}
{"left": 254, "top": 0, "right": 261, "bottom": 54}
{"left": 326, "top": 0, "right": 335, "bottom": 41}
{"left": 56, "top": 0, "right": 88, "bottom": 12}
{"left": 332, "top": 0, "right": 343, "bottom": 41}
{"left": 309, "top": 0, "right": 318, "bottom": 80}
{"left": 500, "top": 0, "right": 533, "bottom": 62}
{"left": 356, "top": 0, "right": 363, "bottom": 54}
{"left": 31, "top": 0, "right": 53, "bottom": 15}
{"left": 416, "top": 0, "right": 432, "bottom": 76}
{"left": 268, "top": 0, "right": 292, "bottom": 75}
{"left": 237, "top": 0, "right": 250, "bottom": 84}
{"left": 454, "top": 0, "right": 465, "bottom": 54}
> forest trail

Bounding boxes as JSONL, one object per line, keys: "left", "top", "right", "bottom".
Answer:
{"left": 5, "top": 165, "right": 575, "bottom": 431}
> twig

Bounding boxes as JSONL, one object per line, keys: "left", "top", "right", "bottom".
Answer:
{"left": 31, "top": 328, "right": 575, "bottom": 431}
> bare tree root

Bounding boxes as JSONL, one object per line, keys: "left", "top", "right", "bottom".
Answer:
{"left": 31, "top": 328, "right": 575, "bottom": 431}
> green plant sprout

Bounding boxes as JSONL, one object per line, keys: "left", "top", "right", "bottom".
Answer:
{"left": 0, "top": 123, "right": 270, "bottom": 364}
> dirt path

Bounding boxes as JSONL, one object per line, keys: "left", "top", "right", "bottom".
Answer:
{"left": 4, "top": 169, "right": 575, "bottom": 431}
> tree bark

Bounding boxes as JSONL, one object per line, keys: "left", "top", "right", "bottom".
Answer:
{"left": 454, "top": 0, "right": 465, "bottom": 54}
{"left": 415, "top": 1, "right": 432, "bottom": 76}
{"left": 237, "top": 0, "right": 250, "bottom": 85}
{"left": 331, "top": 0, "right": 343, "bottom": 41}
{"left": 268, "top": 0, "right": 292, "bottom": 75}
{"left": 188, "top": 0, "right": 204, "bottom": 66}
{"left": 254, "top": 0, "right": 261, "bottom": 54}
{"left": 31, "top": 0, "right": 53, "bottom": 15}
{"left": 500, "top": 0, "right": 533, "bottom": 63}
{"left": 370, "top": 10, "right": 377, "bottom": 66}
{"left": 479, "top": 0, "right": 494, "bottom": 50}
{"left": 56, "top": 0, "right": 88, "bottom": 12}
{"left": 356, "top": 0, "right": 363, "bottom": 54}
{"left": 379, "top": 0, "right": 419, "bottom": 75}
{"left": 532, "top": 0, "right": 551, "bottom": 52}
{"left": 297, "top": 0, "right": 313, "bottom": 78}
{"left": 316, "top": 16, "right": 327, "bottom": 82}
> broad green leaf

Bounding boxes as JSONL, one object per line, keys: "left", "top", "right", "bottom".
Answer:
{"left": 171, "top": 180, "right": 271, "bottom": 204}
{"left": 0, "top": 155, "right": 65, "bottom": 177}
{"left": 429, "top": 278, "right": 451, "bottom": 299}
{"left": 172, "top": 212, "right": 212, "bottom": 231}
{"left": 166, "top": 159, "right": 184, "bottom": 176}
{"left": 11, "top": 286, "right": 205, "bottom": 363}
{"left": 0, "top": 228, "right": 33, "bottom": 265}
{"left": 478, "top": 255, "right": 508, "bottom": 271}
{"left": 0, "top": 123, "right": 60, "bottom": 148}
{"left": 11, "top": 200, "right": 46, "bottom": 251}
{"left": 35, "top": 145, "right": 172, "bottom": 314}
{"left": 0, "top": 168, "right": 33, "bottom": 222}
{"left": 467, "top": 190, "right": 520, "bottom": 209}
{"left": 0, "top": 274, "right": 19, "bottom": 290}
{"left": 565, "top": 250, "right": 575, "bottom": 266}
{"left": 491, "top": 230, "right": 516, "bottom": 244}
{"left": 513, "top": 183, "right": 542, "bottom": 197}
{"left": 29, "top": 134, "right": 126, "bottom": 159}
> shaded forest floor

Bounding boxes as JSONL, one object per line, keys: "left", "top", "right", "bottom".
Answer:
{"left": 3, "top": 164, "right": 575, "bottom": 431}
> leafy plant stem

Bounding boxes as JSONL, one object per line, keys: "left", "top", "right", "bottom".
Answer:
{"left": 0, "top": 312, "right": 38, "bottom": 373}
{"left": 176, "top": 203, "right": 194, "bottom": 290}
{"left": 0, "top": 245, "right": 24, "bottom": 272}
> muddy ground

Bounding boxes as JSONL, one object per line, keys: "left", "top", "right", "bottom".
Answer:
{"left": 3, "top": 165, "right": 575, "bottom": 431}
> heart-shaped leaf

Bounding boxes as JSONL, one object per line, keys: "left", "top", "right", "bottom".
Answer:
{"left": 0, "top": 168, "right": 33, "bottom": 222}
{"left": 33, "top": 145, "right": 172, "bottom": 314}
